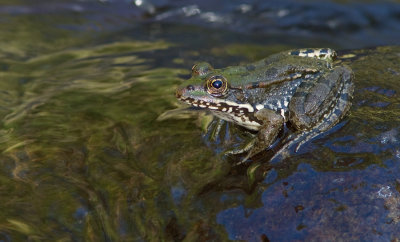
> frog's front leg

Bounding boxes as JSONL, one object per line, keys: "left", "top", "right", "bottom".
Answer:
{"left": 240, "top": 108, "right": 284, "bottom": 162}
{"left": 289, "top": 65, "right": 353, "bottom": 131}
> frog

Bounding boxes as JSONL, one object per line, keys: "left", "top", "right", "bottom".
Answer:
{"left": 176, "top": 48, "right": 354, "bottom": 162}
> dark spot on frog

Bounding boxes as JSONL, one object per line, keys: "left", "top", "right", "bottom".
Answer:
{"left": 251, "top": 82, "right": 259, "bottom": 88}
{"left": 320, "top": 49, "right": 328, "bottom": 54}
{"left": 246, "top": 65, "right": 256, "bottom": 71}
{"left": 265, "top": 67, "right": 278, "bottom": 77}
{"left": 284, "top": 64, "right": 298, "bottom": 73}
{"left": 290, "top": 50, "right": 300, "bottom": 56}
{"left": 303, "top": 49, "right": 314, "bottom": 54}
{"left": 186, "top": 85, "right": 195, "bottom": 91}
{"left": 235, "top": 92, "right": 246, "bottom": 102}
{"left": 297, "top": 81, "right": 315, "bottom": 90}
{"left": 264, "top": 55, "right": 280, "bottom": 65}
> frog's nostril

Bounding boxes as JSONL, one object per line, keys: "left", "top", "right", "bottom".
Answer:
{"left": 186, "top": 85, "right": 195, "bottom": 91}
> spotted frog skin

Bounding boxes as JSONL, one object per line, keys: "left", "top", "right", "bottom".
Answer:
{"left": 176, "top": 49, "right": 354, "bottom": 162}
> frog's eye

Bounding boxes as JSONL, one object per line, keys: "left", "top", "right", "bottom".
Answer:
{"left": 206, "top": 75, "right": 228, "bottom": 96}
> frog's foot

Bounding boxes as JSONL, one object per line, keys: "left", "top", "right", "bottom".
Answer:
{"left": 223, "top": 138, "right": 262, "bottom": 165}
{"left": 234, "top": 109, "right": 284, "bottom": 164}
{"left": 266, "top": 131, "right": 307, "bottom": 163}
{"left": 238, "top": 141, "right": 267, "bottom": 164}
{"left": 224, "top": 129, "right": 275, "bottom": 164}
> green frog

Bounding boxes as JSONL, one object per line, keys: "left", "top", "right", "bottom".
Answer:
{"left": 176, "top": 48, "right": 354, "bottom": 162}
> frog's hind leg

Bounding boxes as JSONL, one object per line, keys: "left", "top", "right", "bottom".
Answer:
{"left": 270, "top": 67, "right": 354, "bottom": 162}
{"left": 268, "top": 130, "right": 312, "bottom": 163}
{"left": 295, "top": 73, "right": 354, "bottom": 152}
{"left": 289, "top": 65, "right": 353, "bottom": 131}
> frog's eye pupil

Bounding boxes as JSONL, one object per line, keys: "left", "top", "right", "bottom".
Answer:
{"left": 212, "top": 80, "right": 223, "bottom": 89}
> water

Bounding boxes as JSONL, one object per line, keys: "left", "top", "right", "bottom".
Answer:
{"left": 0, "top": 0, "right": 399, "bottom": 241}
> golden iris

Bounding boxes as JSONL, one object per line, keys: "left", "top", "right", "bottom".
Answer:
{"left": 206, "top": 75, "right": 228, "bottom": 96}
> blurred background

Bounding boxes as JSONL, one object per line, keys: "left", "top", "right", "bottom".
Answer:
{"left": 0, "top": 0, "right": 399, "bottom": 241}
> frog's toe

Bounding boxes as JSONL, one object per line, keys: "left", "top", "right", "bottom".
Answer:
{"left": 237, "top": 154, "right": 252, "bottom": 165}
{"left": 225, "top": 139, "right": 256, "bottom": 156}
{"left": 238, "top": 150, "right": 257, "bottom": 164}
{"left": 235, "top": 144, "right": 267, "bottom": 164}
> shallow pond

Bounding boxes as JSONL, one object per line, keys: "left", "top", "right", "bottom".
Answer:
{"left": 0, "top": 0, "right": 399, "bottom": 241}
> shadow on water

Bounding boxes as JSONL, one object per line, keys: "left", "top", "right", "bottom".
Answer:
{"left": 0, "top": 0, "right": 399, "bottom": 241}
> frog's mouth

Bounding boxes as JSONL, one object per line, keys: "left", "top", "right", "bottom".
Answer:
{"left": 176, "top": 86, "right": 255, "bottom": 113}
{"left": 176, "top": 86, "right": 263, "bottom": 130}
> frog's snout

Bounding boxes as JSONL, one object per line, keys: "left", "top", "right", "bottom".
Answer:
{"left": 175, "top": 88, "right": 182, "bottom": 98}
{"left": 175, "top": 87, "right": 184, "bottom": 98}
{"left": 176, "top": 85, "right": 195, "bottom": 99}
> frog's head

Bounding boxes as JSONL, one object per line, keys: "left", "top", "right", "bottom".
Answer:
{"left": 177, "top": 62, "right": 244, "bottom": 107}
{"left": 176, "top": 62, "right": 260, "bottom": 129}
{"left": 177, "top": 62, "right": 226, "bottom": 102}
